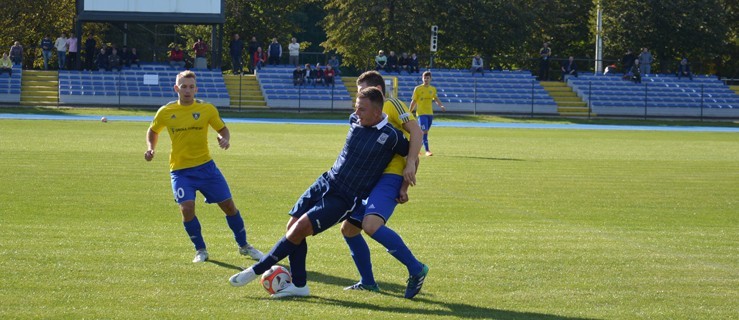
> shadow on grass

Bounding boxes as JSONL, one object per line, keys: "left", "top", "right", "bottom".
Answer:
{"left": 207, "top": 259, "right": 243, "bottom": 271}
{"left": 304, "top": 271, "right": 596, "bottom": 320}
{"left": 445, "top": 155, "right": 525, "bottom": 161}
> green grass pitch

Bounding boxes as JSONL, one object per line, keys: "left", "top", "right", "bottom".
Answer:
{"left": 0, "top": 118, "right": 736, "bottom": 319}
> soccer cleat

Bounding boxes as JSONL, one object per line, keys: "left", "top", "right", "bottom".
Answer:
{"left": 239, "top": 244, "right": 265, "bottom": 260}
{"left": 344, "top": 282, "right": 380, "bottom": 292}
{"left": 192, "top": 249, "right": 209, "bottom": 263}
{"left": 271, "top": 283, "right": 310, "bottom": 299}
{"left": 229, "top": 267, "right": 257, "bottom": 287}
{"left": 404, "top": 264, "right": 429, "bottom": 299}
{"left": 425, "top": 151, "right": 433, "bottom": 156}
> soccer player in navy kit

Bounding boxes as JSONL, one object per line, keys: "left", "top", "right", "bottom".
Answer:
{"left": 229, "top": 87, "right": 409, "bottom": 298}
{"left": 145, "top": 70, "right": 263, "bottom": 263}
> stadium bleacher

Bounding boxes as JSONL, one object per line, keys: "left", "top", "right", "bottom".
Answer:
{"left": 58, "top": 65, "right": 230, "bottom": 107}
{"left": 568, "top": 74, "right": 739, "bottom": 117}
{"left": 256, "top": 65, "right": 352, "bottom": 109}
{"left": 0, "top": 66, "right": 22, "bottom": 103}
{"left": 381, "top": 69, "right": 558, "bottom": 114}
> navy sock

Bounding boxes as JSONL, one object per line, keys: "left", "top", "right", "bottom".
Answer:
{"left": 344, "top": 235, "right": 376, "bottom": 286}
{"left": 288, "top": 240, "right": 308, "bottom": 287}
{"left": 225, "top": 211, "right": 247, "bottom": 247}
{"left": 253, "top": 236, "right": 299, "bottom": 275}
{"left": 422, "top": 133, "right": 429, "bottom": 152}
{"left": 370, "top": 225, "right": 423, "bottom": 275}
{"left": 183, "top": 216, "right": 206, "bottom": 251}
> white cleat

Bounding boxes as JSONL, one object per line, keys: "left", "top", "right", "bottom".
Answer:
{"left": 229, "top": 267, "right": 257, "bottom": 287}
{"left": 192, "top": 249, "right": 209, "bottom": 263}
{"left": 239, "top": 244, "right": 265, "bottom": 260}
{"left": 271, "top": 283, "right": 310, "bottom": 299}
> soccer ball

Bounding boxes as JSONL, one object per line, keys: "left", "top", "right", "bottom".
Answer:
{"left": 101, "top": 117, "right": 108, "bottom": 123}
{"left": 260, "top": 265, "right": 292, "bottom": 294}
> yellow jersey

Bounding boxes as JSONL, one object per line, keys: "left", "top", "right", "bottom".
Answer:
{"left": 149, "top": 100, "right": 225, "bottom": 171}
{"left": 411, "top": 84, "right": 438, "bottom": 116}
{"left": 383, "top": 97, "right": 415, "bottom": 175}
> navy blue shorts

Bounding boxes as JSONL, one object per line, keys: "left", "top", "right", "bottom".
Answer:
{"left": 170, "top": 160, "right": 232, "bottom": 204}
{"left": 348, "top": 174, "right": 403, "bottom": 226}
{"left": 289, "top": 173, "right": 358, "bottom": 235}
{"left": 418, "top": 115, "right": 434, "bottom": 131}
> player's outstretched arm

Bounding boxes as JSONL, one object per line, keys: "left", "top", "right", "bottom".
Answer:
{"left": 217, "top": 126, "right": 230, "bottom": 150}
{"left": 145, "top": 129, "right": 158, "bottom": 161}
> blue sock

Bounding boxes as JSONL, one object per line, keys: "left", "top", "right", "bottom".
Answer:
{"left": 253, "top": 236, "right": 298, "bottom": 275}
{"left": 183, "top": 216, "right": 206, "bottom": 251}
{"left": 344, "top": 235, "right": 376, "bottom": 286}
{"left": 422, "top": 133, "right": 429, "bottom": 152}
{"left": 289, "top": 240, "right": 308, "bottom": 287}
{"left": 370, "top": 225, "right": 423, "bottom": 275}
{"left": 225, "top": 211, "right": 247, "bottom": 247}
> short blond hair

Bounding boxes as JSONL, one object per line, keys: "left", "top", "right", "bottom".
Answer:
{"left": 176, "top": 70, "right": 196, "bottom": 85}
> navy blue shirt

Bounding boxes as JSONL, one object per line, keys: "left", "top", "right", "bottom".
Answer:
{"left": 327, "top": 113, "right": 408, "bottom": 200}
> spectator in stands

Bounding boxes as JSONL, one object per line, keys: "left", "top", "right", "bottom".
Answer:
{"left": 409, "top": 53, "right": 419, "bottom": 73}
{"left": 95, "top": 48, "right": 108, "bottom": 71}
{"left": 622, "top": 49, "right": 635, "bottom": 75}
{"left": 0, "top": 53, "right": 12, "bottom": 76}
{"left": 314, "top": 63, "right": 325, "bottom": 86}
{"left": 539, "top": 42, "right": 551, "bottom": 81}
{"left": 169, "top": 45, "right": 186, "bottom": 69}
{"left": 328, "top": 55, "right": 341, "bottom": 75}
{"left": 84, "top": 34, "right": 96, "bottom": 71}
{"left": 120, "top": 46, "right": 131, "bottom": 68}
{"left": 560, "top": 56, "right": 578, "bottom": 80}
{"left": 247, "top": 36, "right": 258, "bottom": 72}
{"left": 303, "top": 63, "right": 315, "bottom": 86}
{"left": 9, "top": 41, "right": 23, "bottom": 66}
{"left": 630, "top": 58, "right": 641, "bottom": 84}
{"left": 387, "top": 51, "right": 399, "bottom": 73}
{"left": 40, "top": 35, "right": 53, "bottom": 70}
{"left": 677, "top": 57, "right": 692, "bottom": 80}
{"left": 324, "top": 65, "right": 336, "bottom": 86}
{"left": 639, "top": 48, "right": 652, "bottom": 75}
{"left": 288, "top": 37, "right": 300, "bottom": 66}
{"left": 292, "top": 65, "right": 304, "bottom": 86}
{"left": 399, "top": 52, "right": 410, "bottom": 74}
{"left": 471, "top": 54, "right": 484, "bottom": 76}
{"left": 604, "top": 64, "right": 617, "bottom": 75}
{"left": 253, "top": 46, "right": 266, "bottom": 71}
{"left": 193, "top": 38, "right": 208, "bottom": 69}
{"left": 129, "top": 48, "right": 141, "bottom": 68}
{"left": 229, "top": 33, "right": 244, "bottom": 75}
{"left": 55, "top": 33, "right": 68, "bottom": 70}
{"left": 375, "top": 50, "right": 387, "bottom": 71}
{"left": 66, "top": 34, "right": 78, "bottom": 69}
{"left": 108, "top": 48, "right": 122, "bottom": 72}
{"left": 268, "top": 38, "right": 282, "bottom": 66}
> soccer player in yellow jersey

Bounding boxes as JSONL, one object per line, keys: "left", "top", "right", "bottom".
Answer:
{"left": 339, "top": 71, "right": 429, "bottom": 299}
{"left": 410, "top": 71, "right": 445, "bottom": 156}
{"left": 144, "top": 70, "right": 263, "bottom": 263}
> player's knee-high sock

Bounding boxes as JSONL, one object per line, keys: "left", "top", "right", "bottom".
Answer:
{"left": 370, "top": 225, "right": 423, "bottom": 275}
{"left": 225, "top": 211, "right": 247, "bottom": 247}
{"left": 253, "top": 236, "right": 298, "bottom": 275}
{"left": 344, "top": 235, "right": 376, "bottom": 286}
{"left": 288, "top": 240, "right": 308, "bottom": 287}
{"left": 422, "top": 133, "right": 429, "bottom": 152}
{"left": 183, "top": 216, "right": 206, "bottom": 250}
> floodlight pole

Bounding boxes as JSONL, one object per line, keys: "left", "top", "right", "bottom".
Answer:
{"left": 595, "top": 1, "right": 603, "bottom": 74}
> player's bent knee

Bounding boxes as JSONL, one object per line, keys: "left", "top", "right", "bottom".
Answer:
{"left": 341, "top": 220, "right": 362, "bottom": 237}
{"left": 361, "top": 215, "right": 385, "bottom": 236}
{"left": 286, "top": 217, "right": 313, "bottom": 243}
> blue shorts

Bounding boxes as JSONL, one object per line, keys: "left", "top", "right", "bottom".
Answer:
{"left": 289, "top": 173, "right": 358, "bottom": 235}
{"left": 348, "top": 174, "right": 403, "bottom": 227}
{"left": 170, "top": 160, "right": 232, "bottom": 204}
{"left": 418, "top": 115, "right": 433, "bottom": 131}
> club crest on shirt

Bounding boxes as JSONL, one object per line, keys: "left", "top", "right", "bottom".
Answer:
{"left": 170, "top": 114, "right": 176, "bottom": 119}
{"left": 192, "top": 112, "right": 200, "bottom": 120}
{"left": 377, "top": 133, "right": 389, "bottom": 144}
